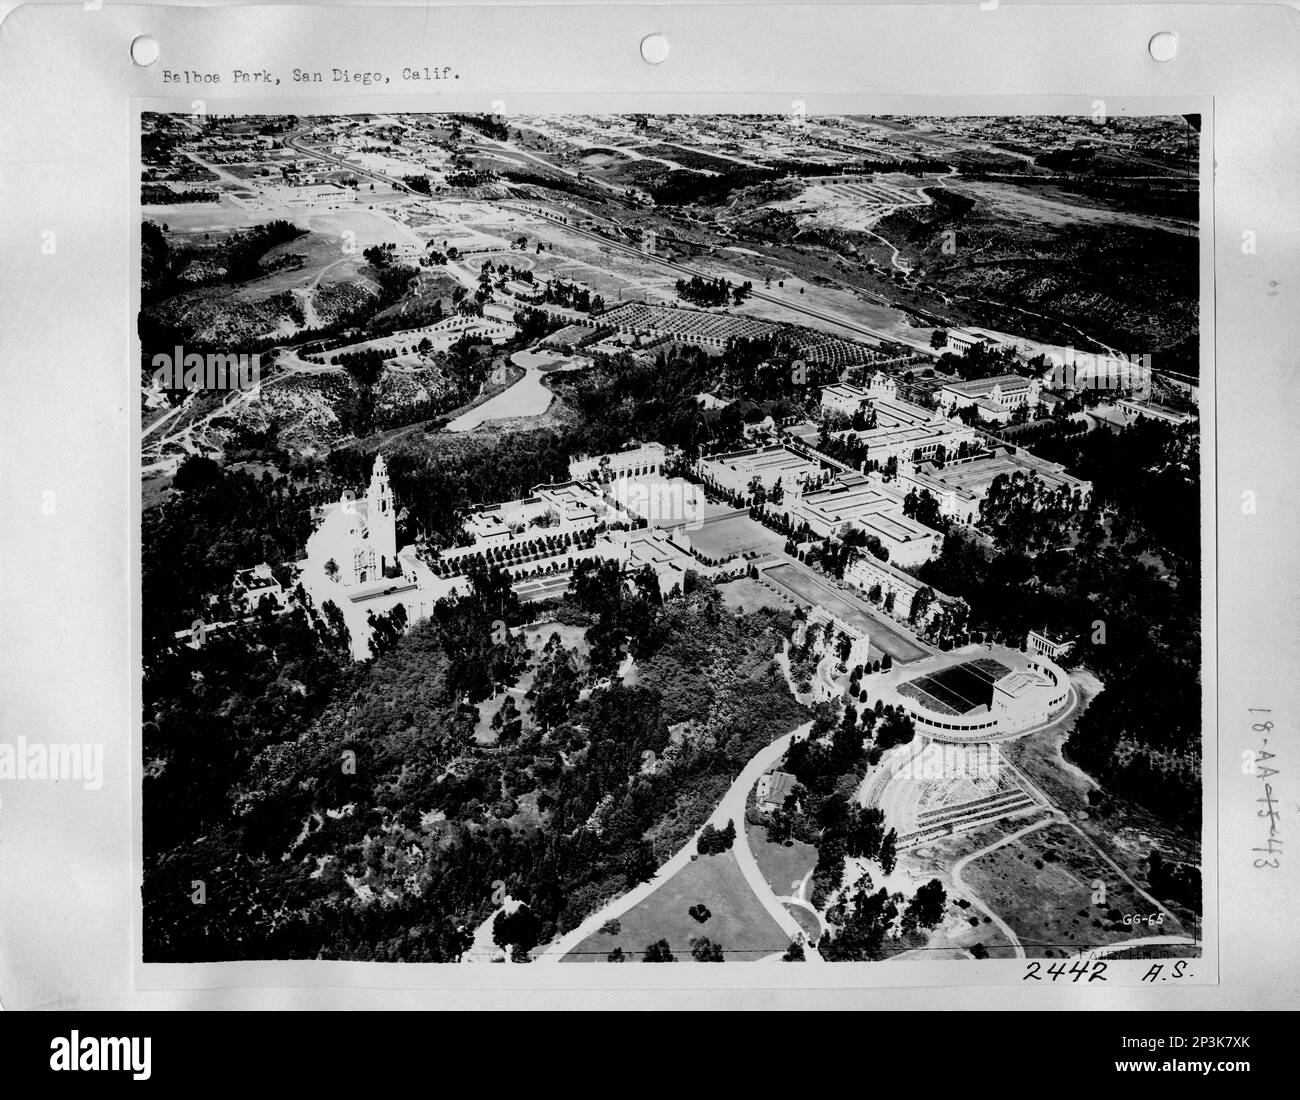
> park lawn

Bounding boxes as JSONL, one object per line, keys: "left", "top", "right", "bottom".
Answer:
{"left": 784, "top": 903, "right": 820, "bottom": 942}
{"left": 719, "top": 576, "right": 791, "bottom": 616}
{"left": 746, "top": 823, "right": 817, "bottom": 900}
{"left": 563, "top": 848, "right": 789, "bottom": 963}
{"left": 689, "top": 514, "right": 787, "bottom": 560}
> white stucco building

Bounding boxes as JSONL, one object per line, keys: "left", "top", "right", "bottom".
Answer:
{"left": 569, "top": 441, "right": 669, "bottom": 483}
{"left": 939, "top": 374, "right": 1040, "bottom": 422}
{"left": 306, "top": 454, "right": 398, "bottom": 587}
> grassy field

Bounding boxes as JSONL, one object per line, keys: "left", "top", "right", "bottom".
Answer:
{"left": 784, "top": 904, "right": 820, "bottom": 941}
{"left": 902, "top": 826, "right": 1019, "bottom": 959}
{"left": 949, "top": 179, "right": 1185, "bottom": 233}
{"left": 746, "top": 824, "right": 817, "bottom": 899}
{"left": 689, "top": 514, "right": 787, "bottom": 560}
{"left": 563, "top": 848, "right": 789, "bottom": 962}
{"left": 719, "top": 577, "right": 790, "bottom": 616}
{"left": 961, "top": 821, "right": 1193, "bottom": 959}
{"left": 999, "top": 675, "right": 1201, "bottom": 933}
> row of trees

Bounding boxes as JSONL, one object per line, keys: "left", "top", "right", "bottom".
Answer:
{"left": 757, "top": 690, "right": 947, "bottom": 959}
{"left": 608, "top": 937, "right": 725, "bottom": 962}
{"left": 430, "top": 527, "right": 600, "bottom": 579}
{"left": 141, "top": 218, "right": 306, "bottom": 305}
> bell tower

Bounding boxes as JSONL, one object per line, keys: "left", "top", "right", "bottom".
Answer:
{"left": 367, "top": 453, "right": 398, "bottom": 574}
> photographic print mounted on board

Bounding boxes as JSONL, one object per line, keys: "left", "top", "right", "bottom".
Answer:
{"left": 138, "top": 107, "right": 1205, "bottom": 973}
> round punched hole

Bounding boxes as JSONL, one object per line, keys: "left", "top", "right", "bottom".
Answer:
{"left": 640, "top": 33, "right": 669, "bottom": 65}
{"left": 1148, "top": 32, "right": 1178, "bottom": 63}
{"left": 131, "top": 35, "right": 160, "bottom": 67}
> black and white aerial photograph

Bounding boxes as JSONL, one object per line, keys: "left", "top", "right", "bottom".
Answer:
{"left": 138, "top": 110, "right": 1203, "bottom": 967}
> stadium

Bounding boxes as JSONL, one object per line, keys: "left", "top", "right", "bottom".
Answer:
{"left": 893, "top": 651, "right": 1073, "bottom": 742}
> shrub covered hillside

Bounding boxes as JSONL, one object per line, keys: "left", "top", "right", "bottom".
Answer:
{"left": 142, "top": 574, "right": 808, "bottom": 962}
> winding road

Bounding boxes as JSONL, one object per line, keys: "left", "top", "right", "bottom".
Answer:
{"left": 535, "top": 718, "right": 818, "bottom": 963}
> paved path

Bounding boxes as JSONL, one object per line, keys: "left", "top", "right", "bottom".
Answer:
{"left": 775, "top": 894, "right": 828, "bottom": 941}
{"left": 461, "top": 897, "right": 523, "bottom": 963}
{"left": 730, "top": 747, "right": 823, "bottom": 960}
{"left": 280, "top": 132, "right": 935, "bottom": 355}
{"left": 1063, "top": 820, "right": 1178, "bottom": 926}
{"left": 535, "top": 719, "right": 815, "bottom": 963}
{"left": 949, "top": 815, "right": 1057, "bottom": 960}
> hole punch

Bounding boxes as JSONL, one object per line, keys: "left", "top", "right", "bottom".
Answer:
{"left": 1148, "top": 32, "right": 1178, "bottom": 63}
{"left": 131, "top": 35, "right": 160, "bottom": 67}
{"left": 640, "top": 33, "right": 669, "bottom": 65}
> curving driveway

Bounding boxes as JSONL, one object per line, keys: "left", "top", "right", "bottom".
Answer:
{"left": 535, "top": 719, "right": 816, "bottom": 963}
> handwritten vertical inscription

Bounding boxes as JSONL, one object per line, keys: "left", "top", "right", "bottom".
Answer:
{"left": 1245, "top": 709, "right": 1281, "bottom": 869}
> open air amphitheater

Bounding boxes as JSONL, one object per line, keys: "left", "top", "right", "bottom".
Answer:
{"left": 860, "top": 644, "right": 1076, "bottom": 848}
{"left": 878, "top": 741, "right": 1053, "bottom": 849}
{"left": 893, "top": 652, "right": 1073, "bottom": 741}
